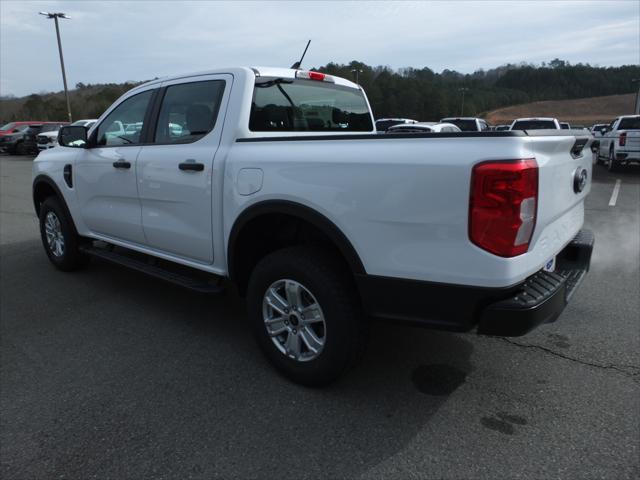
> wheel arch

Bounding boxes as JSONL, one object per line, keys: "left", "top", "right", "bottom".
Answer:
{"left": 32, "top": 175, "right": 78, "bottom": 234}
{"left": 228, "top": 200, "right": 366, "bottom": 294}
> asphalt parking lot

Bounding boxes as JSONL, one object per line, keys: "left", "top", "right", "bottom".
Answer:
{"left": 1, "top": 154, "right": 638, "bottom": 479}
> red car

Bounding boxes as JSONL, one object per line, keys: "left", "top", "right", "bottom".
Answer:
{"left": 0, "top": 121, "right": 47, "bottom": 136}
{"left": 0, "top": 121, "right": 68, "bottom": 155}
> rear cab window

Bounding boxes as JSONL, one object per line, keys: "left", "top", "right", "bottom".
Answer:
{"left": 618, "top": 117, "right": 640, "bottom": 130}
{"left": 443, "top": 119, "right": 478, "bottom": 132}
{"left": 249, "top": 78, "right": 373, "bottom": 132}
{"left": 511, "top": 120, "right": 558, "bottom": 130}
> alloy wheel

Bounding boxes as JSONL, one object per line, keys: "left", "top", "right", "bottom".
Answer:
{"left": 262, "top": 279, "right": 326, "bottom": 362}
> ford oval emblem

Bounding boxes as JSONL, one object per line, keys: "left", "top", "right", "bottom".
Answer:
{"left": 573, "top": 168, "right": 588, "bottom": 193}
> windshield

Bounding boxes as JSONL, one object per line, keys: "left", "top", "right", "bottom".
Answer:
{"left": 511, "top": 120, "right": 558, "bottom": 130}
{"left": 0, "top": 122, "right": 16, "bottom": 131}
{"left": 442, "top": 119, "right": 477, "bottom": 131}
{"left": 250, "top": 79, "right": 372, "bottom": 132}
{"left": 619, "top": 117, "right": 640, "bottom": 130}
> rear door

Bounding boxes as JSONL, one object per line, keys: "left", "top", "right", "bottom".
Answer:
{"left": 136, "top": 75, "right": 231, "bottom": 263}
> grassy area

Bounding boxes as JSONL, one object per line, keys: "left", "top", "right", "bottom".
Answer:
{"left": 484, "top": 93, "right": 636, "bottom": 126}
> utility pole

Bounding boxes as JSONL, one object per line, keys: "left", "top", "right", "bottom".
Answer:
{"left": 40, "top": 12, "right": 72, "bottom": 122}
{"left": 633, "top": 79, "right": 640, "bottom": 115}
{"left": 351, "top": 68, "right": 364, "bottom": 85}
{"left": 459, "top": 87, "right": 469, "bottom": 116}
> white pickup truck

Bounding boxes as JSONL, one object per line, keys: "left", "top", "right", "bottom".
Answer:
{"left": 596, "top": 115, "right": 640, "bottom": 171}
{"left": 33, "top": 67, "right": 594, "bottom": 385}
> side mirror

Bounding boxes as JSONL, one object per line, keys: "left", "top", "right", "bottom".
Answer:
{"left": 58, "top": 125, "right": 88, "bottom": 148}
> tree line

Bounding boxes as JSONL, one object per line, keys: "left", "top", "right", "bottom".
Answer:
{"left": 317, "top": 59, "right": 639, "bottom": 120}
{"left": 1, "top": 59, "right": 638, "bottom": 123}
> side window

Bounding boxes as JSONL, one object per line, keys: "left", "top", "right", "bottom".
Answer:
{"left": 96, "top": 90, "right": 153, "bottom": 146}
{"left": 154, "top": 80, "right": 225, "bottom": 144}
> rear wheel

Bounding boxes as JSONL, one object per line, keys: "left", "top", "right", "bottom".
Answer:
{"left": 39, "top": 196, "right": 89, "bottom": 271}
{"left": 247, "top": 246, "right": 367, "bottom": 386}
{"left": 608, "top": 148, "right": 617, "bottom": 172}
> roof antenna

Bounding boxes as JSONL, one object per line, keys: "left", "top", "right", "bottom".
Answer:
{"left": 290, "top": 40, "right": 311, "bottom": 70}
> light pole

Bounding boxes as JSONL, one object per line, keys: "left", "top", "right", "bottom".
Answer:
{"left": 39, "top": 12, "right": 72, "bottom": 122}
{"left": 459, "top": 87, "right": 469, "bottom": 116}
{"left": 633, "top": 78, "right": 640, "bottom": 115}
{"left": 351, "top": 68, "right": 363, "bottom": 85}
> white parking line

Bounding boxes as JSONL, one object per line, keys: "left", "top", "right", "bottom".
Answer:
{"left": 608, "top": 179, "right": 621, "bottom": 206}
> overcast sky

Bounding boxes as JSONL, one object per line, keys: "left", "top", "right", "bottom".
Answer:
{"left": 1, "top": 0, "right": 638, "bottom": 97}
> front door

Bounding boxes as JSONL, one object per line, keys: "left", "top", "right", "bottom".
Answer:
{"left": 136, "top": 75, "right": 231, "bottom": 263}
{"left": 74, "top": 88, "right": 155, "bottom": 244}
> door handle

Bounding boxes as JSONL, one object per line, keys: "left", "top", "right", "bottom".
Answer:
{"left": 179, "top": 160, "right": 204, "bottom": 172}
{"left": 112, "top": 160, "right": 131, "bottom": 169}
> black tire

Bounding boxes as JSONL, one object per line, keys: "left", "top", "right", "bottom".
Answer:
{"left": 247, "top": 246, "right": 367, "bottom": 386}
{"left": 15, "top": 141, "right": 27, "bottom": 155}
{"left": 608, "top": 148, "right": 617, "bottom": 172}
{"left": 39, "top": 196, "right": 89, "bottom": 271}
{"left": 595, "top": 150, "right": 603, "bottom": 165}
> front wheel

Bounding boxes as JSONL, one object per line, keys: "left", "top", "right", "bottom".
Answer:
{"left": 39, "top": 196, "right": 89, "bottom": 271}
{"left": 15, "top": 142, "right": 27, "bottom": 155}
{"left": 247, "top": 246, "right": 367, "bottom": 386}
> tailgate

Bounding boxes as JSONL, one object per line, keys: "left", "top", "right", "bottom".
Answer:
{"left": 525, "top": 132, "right": 592, "bottom": 265}
{"left": 622, "top": 130, "right": 640, "bottom": 150}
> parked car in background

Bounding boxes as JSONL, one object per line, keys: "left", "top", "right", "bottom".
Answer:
{"left": 596, "top": 115, "right": 640, "bottom": 171}
{"left": 0, "top": 122, "right": 68, "bottom": 154}
{"left": 21, "top": 123, "right": 67, "bottom": 154}
{"left": 386, "top": 122, "right": 461, "bottom": 133}
{"left": 560, "top": 122, "right": 570, "bottom": 130}
{"left": 38, "top": 121, "right": 86, "bottom": 151}
{"left": 374, "top": 118, "right": 417, "bottom": 132}
{"left": 439, "top": 117, "right": 490, "bottom": 132}
{"left": 102, "top": 120, "right": 127, "bottom": 141}
{"left": 71, "top": 119, "right": 98, "bottom": 129}
{"left": 590, "top": 124, "right": 608, "bottom": 137}
{"left": 0, "top": 121, "right": 42, "bottom": 137}
{"left": 510, "top": 118, "right": 561, "bottom": 130}
{"left": 494, "top": 125, "right": 510, "bottom": 131}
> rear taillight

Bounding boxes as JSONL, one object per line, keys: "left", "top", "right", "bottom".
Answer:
{"left": 469, "top": 159, "right": 538, "bottom": 257}
{"left": 619, "top": 132, "right": 626, "bottom": 146}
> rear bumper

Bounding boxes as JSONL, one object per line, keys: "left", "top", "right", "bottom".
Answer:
{"left": 616, "top": 151, "right": 640, "bottom": 162}
{"left": 356, "top": 229, "right": 594, "bottom": 337}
